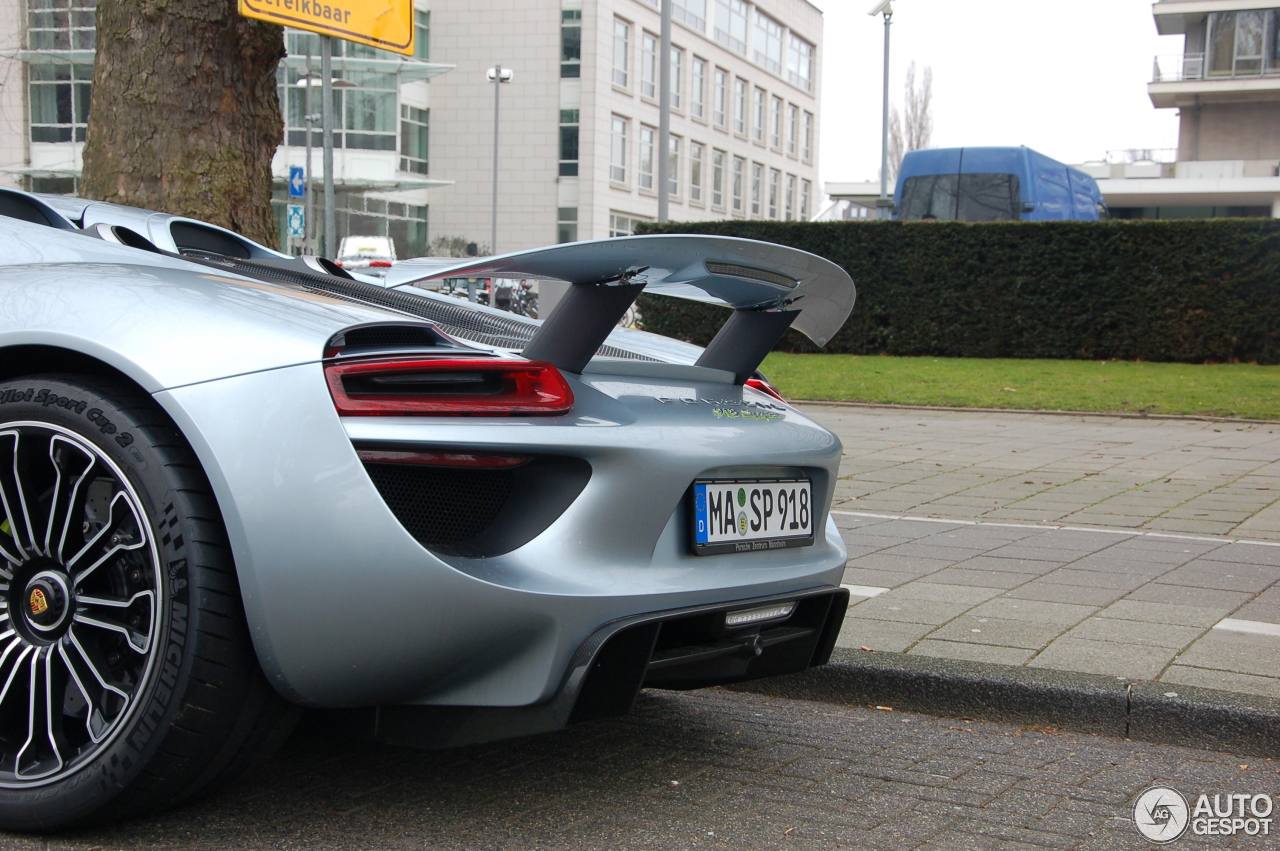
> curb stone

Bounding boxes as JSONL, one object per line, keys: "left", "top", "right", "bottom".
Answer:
{"left": 729, "top": 649, "right": 1280, "bottom": 757}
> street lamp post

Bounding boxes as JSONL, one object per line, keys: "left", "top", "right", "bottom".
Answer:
{"left": 302, "top": 51, "right": 319, "bottom": 255}
{"left": 487, "top": 65, "right": 513, "bottom": 254}
{"left": 321, "top": 36, "right": 336, "bottom": 256}
{"left": 869, "top": 0, "right": 895, "bottom": 220}
{"left": 297, "top": 57, "right": 355, "bottom": 258}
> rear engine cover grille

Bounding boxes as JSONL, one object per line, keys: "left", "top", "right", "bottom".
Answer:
{"left": 363, "top": 464, "right": 513, "bottom": 547}
{"left": 360, "top": 453, "right": 592, "bottom": 558}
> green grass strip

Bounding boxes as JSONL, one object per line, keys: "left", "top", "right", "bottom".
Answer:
{"left": 761, "top": 354, "right": 1280, "bottom": 420}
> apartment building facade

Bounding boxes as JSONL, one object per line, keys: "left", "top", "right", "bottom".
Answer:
{"left": 428, "top": 0, "right": 822, "bottom": 251}
{"left": 0, "top": 0, "right": 821, "bottom": 256}
{"left": 1093, "top": 0, "right": 1280, "bottom": 218}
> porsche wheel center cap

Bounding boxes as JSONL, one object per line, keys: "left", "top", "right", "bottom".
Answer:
{"left": 24, "top": 572, "right": 70, "bottom": 632}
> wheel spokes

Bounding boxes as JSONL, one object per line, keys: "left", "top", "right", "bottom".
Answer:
{"left": 66, "top": 629, "right": 130, "bottom": 707}
{"left": 15, "top": 649, "right": 68, "bottom": 779}
{"left": 44, "top": 437, "right": 96, "bottom": 564}
{"left": 58, "top": 644, "right": 109, "bottom": 744}
{"left": 0, "top": 422, "right": 161, "bottom": 786}
{"left": 0, "top": 431, "right": 36, "bottom": 563}
{"left": 68, "top": 491, "right": 147, "bottom": 585}
{"left": 73, "top": 591, "right": 154, "bottom": 654}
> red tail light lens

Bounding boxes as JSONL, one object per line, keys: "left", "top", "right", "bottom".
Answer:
{"left": 326, "top": 358, "right": 574, "bottom": 416}
{"left": 745, "top": 377, "right": 787, "bottom": 404}
{"left": 369, "top": 260, "right": 393, "bottom": 268}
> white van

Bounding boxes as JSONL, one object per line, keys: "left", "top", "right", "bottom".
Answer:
{"left": 336, "top": 236, "right": 396, "bottom": 277}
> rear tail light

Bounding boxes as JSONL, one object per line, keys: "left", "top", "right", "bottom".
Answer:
{"left": 745, "top": 377, "right": 787, "bottom": 404}
{"left": 325, "top": 357, "right": 574, "bottom": 416}
{"left": 369, "top": 260, "right": 393, "bottom": 268}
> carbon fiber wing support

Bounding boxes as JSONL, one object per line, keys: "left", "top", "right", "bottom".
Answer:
{"left": 387, "top": 234, "right": 856, "bottom": 382}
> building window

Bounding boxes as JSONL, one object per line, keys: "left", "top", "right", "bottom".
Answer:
{"left": 668, "top": 135, "right": 681, "bottom": 197}
{"left": 787, "top": 33, "right": 814, "bottom": 91}
{"left": 558, "top": 207, "right": 578, "bottom": 243}
{"left": 1208, "top": 10, "right": 1280, "bottom": 76}
{"left": 673, "top": 0, "right": 707, "bottom": 33}
{"left": 28, "top": 62, "right": 92, "bottom": 143}
{"left": 750, "top": 162, "right": 762, "bottom": 216}
{"left": 784, "top": 173, "right": 795, "bottom": 220}
{"left": 27, "top": 0, "right": 95, "bottom": 51}
{"left": 641, "top": 32, "right": 658, "bottom": 99}
{"left": 561, "top": 10, "right": 581, "bottom": 78}
{"left": 691, "top": 57, "right": 706, "bottom": 119}
{"left": 690, "top": 142, "right": 705, "bottom": 203}
{"left": 752, "top": 87, "right": 765, "bottom": 143}
{"left": 400, "top": 105, "right": 429, "bottom": 174}
{"left": 713, "top": 68, "right": 728, "bottom": 127}
{"left": 669, "top": 46, "right": 683, "bottom": 110}
{"left": 280, "top": 65, "right": 397, "bottom": 151}
{"left": 26, "top": 0, "right": 95, "bottom": 144}
{"left": 559, "top": 109, "right": 580, "bottom": 176}
{"left": 768, "top": 168, "right": 780, "bottom": 218}
{"left": 611, "top": 115, "right": 629, "bottom": 183}
{"left": 296, "top": 190, "right": 427, "bottom": 260}
{"left": 413, "top": 10, "right": 430, "bottom": 61}
{"left": 610, "top": 212, "right": 650, "bottom": 237}
{"left": 787, "top": 103, "right": 798, "bottom": 156}
{"left": 802, "top": 111, "right": 814, "bottom": 161}
{"left": 733, "top": 78, "right": 747, "bottom": 136}
{"left": 711, "top": 149, "right": 725, "bottom": 208}
{"left": 639, "top": 124, "right": 656, "bottom": 190}
{"left": 800, "top": 179, "right": 812, "bottom": 220}
{"left": 753, "top": 10, "right": 783, "bottom": 75}
{"left": 613, "top": 17, "right": 630, "bottom": 87}
{"left": 713, "top": 0, "right": 748, "bottom": 55}
{"left": 769, "top": 96, "right": 783, "bottom": 149}
{"left": 731, "top": 156, "right": 745, "bottom": 213}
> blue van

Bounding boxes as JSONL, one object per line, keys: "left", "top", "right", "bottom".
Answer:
{"left": 894, "top": 147, "right": 1108, "bottom": 222}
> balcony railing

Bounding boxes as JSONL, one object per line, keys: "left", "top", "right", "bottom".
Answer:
{"left": 1153, "top": 52, "right": 1280, "bottom": 82}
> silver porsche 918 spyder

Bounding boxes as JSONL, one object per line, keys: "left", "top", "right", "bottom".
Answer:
{"left": 0, "top": 187, "right": 854, "bottom": 830}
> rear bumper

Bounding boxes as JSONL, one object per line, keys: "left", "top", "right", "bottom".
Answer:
{"left": 326, "top": 586, "right": 849, "bottom": 749}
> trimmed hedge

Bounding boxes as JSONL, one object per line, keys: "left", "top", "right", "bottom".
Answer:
{"left": 634, "top": 219, "right": 1280, "bottom": 363}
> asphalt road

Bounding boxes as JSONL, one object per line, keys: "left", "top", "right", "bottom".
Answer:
{"left": 7, "top": 688, "right": 1271, "bottom": 850}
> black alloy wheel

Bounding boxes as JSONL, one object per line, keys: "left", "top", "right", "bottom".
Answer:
{"left": 0, "top": 375, "right": 296, "bottom": 831}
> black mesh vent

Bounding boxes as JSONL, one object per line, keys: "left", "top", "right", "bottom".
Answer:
{"left": 363, "top": 463, "right": 514, "bottom": 549}
{"left": 343, "top": 325, "right": 443, "bottom": 350}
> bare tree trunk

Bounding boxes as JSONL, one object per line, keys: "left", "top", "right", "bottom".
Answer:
{"left": 81, "top": 0, "right": 285, "bottom": 246}
{"left": 887, "top": 61, "right": 933, "bottom": 183}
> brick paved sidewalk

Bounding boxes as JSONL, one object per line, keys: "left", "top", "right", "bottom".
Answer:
{"left": 832, "top": 513, "right": 1280, "bottom": 698}
{"left": 805, "top": 404, "right": 1280, "bottom": 541}
{"left": 800, "top": 404, "right": 1280, "bottom": 702}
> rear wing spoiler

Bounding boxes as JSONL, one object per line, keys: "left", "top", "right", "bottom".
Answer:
{"left": 388, "top": 235, "right": 855, "bottom": 383}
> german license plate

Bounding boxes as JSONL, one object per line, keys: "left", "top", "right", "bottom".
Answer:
{"left": 691, "top": 479, "right": 814, "bottom": 555}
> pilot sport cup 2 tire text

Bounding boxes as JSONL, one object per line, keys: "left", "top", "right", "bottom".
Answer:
{"left": 0, "top": 375, "right": 296, "bottom": 831}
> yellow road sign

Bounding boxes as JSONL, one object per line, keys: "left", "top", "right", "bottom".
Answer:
{"left": 239, "top": 0, "right": 415, "bottom": 56}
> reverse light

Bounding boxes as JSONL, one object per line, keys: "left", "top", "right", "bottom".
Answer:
{"left": 745, "top": 377, "right": 787, "bottom": 403}
{"left": 325, "top": 357, "right": 574, "bottom": 416}
{"left": 725, "top": 602, "right": 796, "bottom": 628}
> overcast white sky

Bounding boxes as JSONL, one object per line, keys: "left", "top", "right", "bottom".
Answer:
{"left": 816, "top": 0, "right": 1185, "bottom": 186}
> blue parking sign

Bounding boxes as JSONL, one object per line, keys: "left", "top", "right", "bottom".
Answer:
{"left": 288, "top": 166, "right": 306, "bottom": 198}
